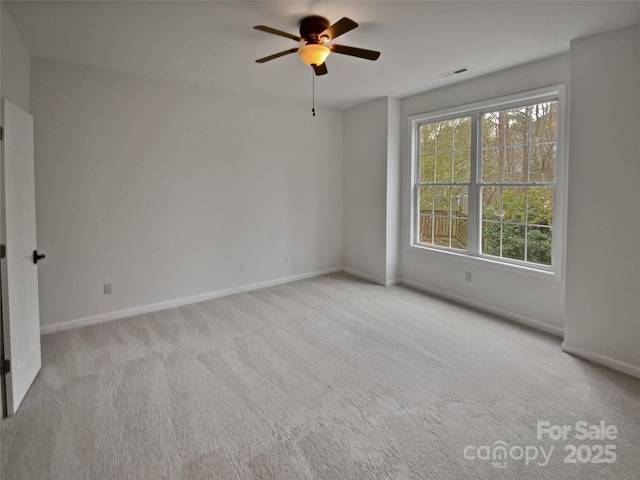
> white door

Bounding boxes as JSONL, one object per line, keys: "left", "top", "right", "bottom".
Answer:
{"left": 1, "top": 99, "right": 42, "bottom": 415}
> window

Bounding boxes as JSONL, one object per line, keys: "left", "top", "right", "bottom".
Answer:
{"left": 411, "top": 86, "right": 565, "bottom": 272}
{"left": 417, "top": 117, "right": 471, "bottom": 250}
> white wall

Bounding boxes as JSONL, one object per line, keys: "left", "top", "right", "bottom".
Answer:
{"left": 386, "top": 97, "right": 401, "bottom": 284}
{"left": 32, "top": 59, "right": 344, "bottom": 331}
{"left": 343, "top": 96, "right": 401, "bottom": 285}
{"left": 563, "top": 25, "right": 640, "bottom": 376}
{"left": 400, "top": 54, "right": 570, "bottom": 334}
{"left": 343, "top": 97, "right": 389, "bottom": 284}
{"left": 1, "top": 2, "right": 29, "bottom": 112}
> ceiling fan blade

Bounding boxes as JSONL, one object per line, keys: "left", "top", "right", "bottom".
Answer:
{"left": 253, "top": 25, "right": 302, "bottom": 42}
{"left": 330, "top": 44, "right": 381, "bottom": 61}
{"left": 255, "top": 48, "right": 299, "bottom": 63}
{"left": 313, "top": 63, "right": 328, "bottom": 76}
{"left": 321, "top": 17, "right": 358, "bottom": 40}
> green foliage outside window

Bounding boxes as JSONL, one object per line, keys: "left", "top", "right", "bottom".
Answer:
{"left": 481, "top": 187, "right": 553, "bottom": 265}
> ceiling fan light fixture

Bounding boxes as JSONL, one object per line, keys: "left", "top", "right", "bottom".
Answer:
{"left": 297, "top": 44, "right": 330, "bottom": 66}
{"left": 254, "top": 16, "right": 379, "bottom": 77}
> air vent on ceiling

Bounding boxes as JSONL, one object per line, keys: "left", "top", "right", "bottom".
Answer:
{"left": 437, "top": 67, "right": 468, "bottom": 78}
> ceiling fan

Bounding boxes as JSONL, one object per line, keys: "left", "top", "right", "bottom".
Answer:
{"left": 254, "top": 15, "right": 380, "bottom": 76}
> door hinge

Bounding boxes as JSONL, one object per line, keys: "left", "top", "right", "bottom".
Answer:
{"left": 0, "top": 359, "right": 10, "bottom": 375}
{"left": 0, "top": 126, "right": 3, "bottom": 141}
{"left": 0, "top": 244, "right": 5, "bottom": 259}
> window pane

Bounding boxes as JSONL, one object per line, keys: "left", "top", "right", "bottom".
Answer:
{"left": 429, "top": 213, "right": 468, "bottom": 250}
{"left": 435, "top": 152, "right": 452, "bottom": 183}
{"left": 527, "top": 226, "right": 552, "bottom": 265}
{"left": 420, "top": 123, "right": 436, "bottom": 153}
{"left": 483, "top": 102, "right": 558, "bottom": 186}
{"left": 482, "top": 112, "right": 501, "bottom": 148}
{"left": 417, "top": 117, "right": 470, "bottom": 252}
{"left": 501, "top": 224, "right": 525, "bottom": 261}
{"left": 453, "top": 151, "right": 470, "bottom": 182}
{"left": 419, "top": 117, "right": 473, "bottom": 184}
{"left": 453, "top": 117, "right": 472, "bottom": 150}
{"left": 418, "top": 214, "right": 433, "bottom": 244}
{"left": 436, "top": 122, "right": 453, "bottom": 152}
{"left": 529, "top": 143, "right": 556, "bottom": 182}
{"left": 420, "top": 154, "right": 435, "bottom": 183}
{"left": 527, "top": 186, "right": 553, "bottom": 226}
{"left": 418, "top": 186, "right": 434, "bottom": 244}
{"left": 480, "top": 186, "right": 553, "bottom": 265}
{"left": 481, "top": 148, "right": 502, "bottom": 182}
{"left": 433, "top": 216, "right": 450, "bottom": 246}
{"left": 415, "top": 186, "right": 469, "bottom": 251}
{"left": 481, "top": 186, "right": 501, "bottom": 220}
{"left": 452, "top": 216, "right": 468, "bottom": 250}
{"left": 451, "top": 185, "right": 468, "bottom": 249}
{"left": 504, "top": 106, "right": 529, "bottom": 146}
{"left": 482, "top": 220, "right": 501, "bottom": 257}
{"left": 503, "top": 145, "right": 528, "bottom": 183}
{"left": 419, "top": 186, "right": 434, "bottom": 213}
{"left": 452, "top": 186, "right": 469, "bottom": 217}
{"left": 502, "top": 187, "right": 526, "bottom": 223}
{"left": 530, "top": 102, "right": 557, "bottom": 145}
{"left": 433, "top": 186, "right": 449, "bottom": 213}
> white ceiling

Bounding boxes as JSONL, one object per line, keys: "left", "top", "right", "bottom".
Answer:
{"left": 6, "top": 1, "right": 640, "bottom": 109}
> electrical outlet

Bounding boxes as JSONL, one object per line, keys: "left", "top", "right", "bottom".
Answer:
{"left": 240, "top": 262, "right": 246, "bottom": 271}
{"left": 104, "top": 283, "right": 112, "bottom": 295}
{"left": 465, "top": 272, "right": 472, "bottom": 282}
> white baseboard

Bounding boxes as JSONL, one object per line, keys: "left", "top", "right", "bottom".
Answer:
{"left": 342, "top": 267, "right": 402, "bottom": 287}
{"left": 399, "top": 277, "right": 564, "bottom": 338}
{"left": 40, "top": 267, "right": 343, "bottom": 335}
{"left": 561, "top": 342, "right": 640, "bottom": 380}
{"left": 342, "top": 267, "right": 386, "bottom": 286}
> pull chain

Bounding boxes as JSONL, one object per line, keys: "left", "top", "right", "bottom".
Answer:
{"left": 312, "top": 68, "right": 316, "bottom": 117}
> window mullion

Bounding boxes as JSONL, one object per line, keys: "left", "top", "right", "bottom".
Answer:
{"left": 467, "top": 113, "right": 480, "bottom": 255}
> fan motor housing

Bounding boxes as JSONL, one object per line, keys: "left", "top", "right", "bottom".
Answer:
{"left": 300, "top": 16, "right": 330, "bottom": 43}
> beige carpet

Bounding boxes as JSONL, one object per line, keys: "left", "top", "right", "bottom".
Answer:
{"left": 2, "top": 272, "right": 639, "bottom": 479}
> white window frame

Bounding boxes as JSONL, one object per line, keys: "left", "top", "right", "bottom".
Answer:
{"left": 409, "top": 85, "right": 567, "bottom": 277}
